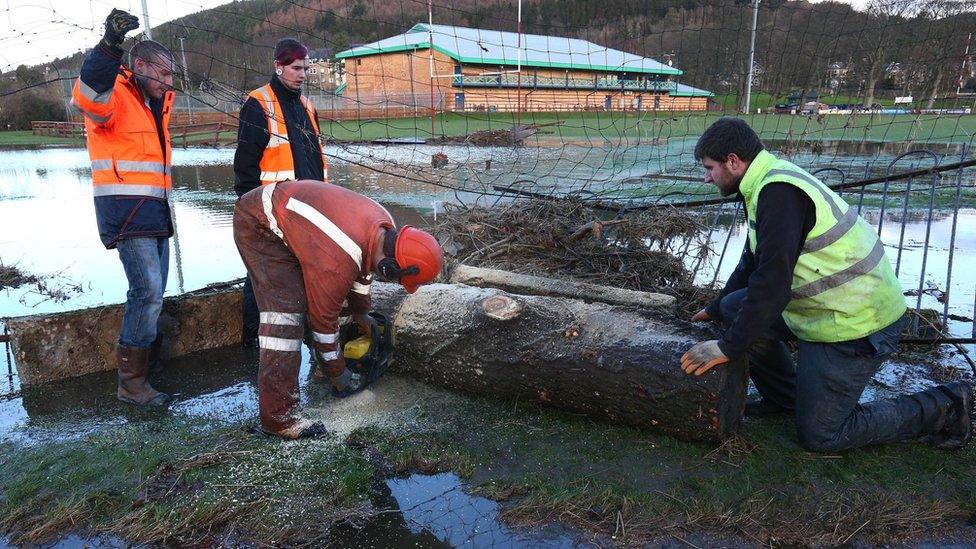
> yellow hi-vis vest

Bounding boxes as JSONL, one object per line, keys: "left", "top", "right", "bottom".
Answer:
{"left": 247, "top": 84, "right": 328, "bottom": 186}
{"left": 739, "top": 150, "right": 906, "bottom": 342}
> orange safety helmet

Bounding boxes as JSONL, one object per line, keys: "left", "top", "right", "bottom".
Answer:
{"left": 394, "top": 225, "right": 443, "bottom": 293}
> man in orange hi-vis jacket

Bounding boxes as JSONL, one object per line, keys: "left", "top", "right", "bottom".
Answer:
{"left": 70, "top": 9, "right": 176, "bottom": 407}
{"left": 234, "top": 38, "right": 328, "bottom": 350}
{"left": 234, "top": 180, "right": 443, "bottom": 439}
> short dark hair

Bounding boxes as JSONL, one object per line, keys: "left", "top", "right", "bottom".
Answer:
{"left": 274, "top": 38, "right": 309, "bottom": 64}
{"left": 694, "top": 117, "right": 764, "bottom": 162}
{"left": 129, "top": 40, "right": 174, "bottom": 69}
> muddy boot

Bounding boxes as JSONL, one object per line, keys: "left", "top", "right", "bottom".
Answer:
{"left": 925, "top": 381, "right": 974, "bottom": 450}
{"left": 259, "top": 418, "right": 330, "bottom": 440}
{"left": 148, "top": 336, "right": 164, "bottom": 374}
{"left": 117, "top": 344, "right": 171, "bottom": 407}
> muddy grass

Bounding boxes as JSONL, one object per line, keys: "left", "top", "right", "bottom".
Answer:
{"left": 1, "top": 376, "right": 973, "bottom": 547}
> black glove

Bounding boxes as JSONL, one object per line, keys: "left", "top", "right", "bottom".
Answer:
{"left": 330, "top": 367, "right": 364, "bottom": 398}
{"left": 102, "top": 8, "right": 140, "bottom": 49}
{"left": 353, "top": 313, "right": 379, "bottom": 339}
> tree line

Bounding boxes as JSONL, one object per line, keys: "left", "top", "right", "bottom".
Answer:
{"left": 3, "top": 0, "right": 974, "bottom": 128}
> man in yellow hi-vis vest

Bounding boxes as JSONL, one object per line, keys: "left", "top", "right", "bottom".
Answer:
{"left": 681, "top": 117, "right": 972, "bottom": 453}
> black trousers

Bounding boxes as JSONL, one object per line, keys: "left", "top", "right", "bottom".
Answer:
{"left": 721, "top": 289, "right": 953, "bottom": 452}
{"left": 242, "top": 274, "right": 259, "bottom": 346}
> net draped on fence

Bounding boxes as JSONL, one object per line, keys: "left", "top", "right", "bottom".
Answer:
{"left": 2, "top": 0, "right": 976, "bottom": 344}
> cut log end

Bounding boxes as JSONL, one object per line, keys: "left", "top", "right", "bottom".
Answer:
{"left": 481, "top": 295, "right": 522, "bottom": 320}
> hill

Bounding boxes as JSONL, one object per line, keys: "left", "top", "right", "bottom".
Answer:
{"left": 3, "top": 0, "right": 975, "bottom": 128}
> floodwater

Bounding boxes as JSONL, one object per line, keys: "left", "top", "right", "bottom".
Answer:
{"left": 0, "top": 143, "right": 974, "bottom": 546}
{"left": 331, "top": 473, "right": 579, "bottom": 547}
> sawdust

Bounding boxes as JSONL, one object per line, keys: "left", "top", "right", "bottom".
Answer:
{"left": 304, "top": 375, "right": 466, "bottom": 438}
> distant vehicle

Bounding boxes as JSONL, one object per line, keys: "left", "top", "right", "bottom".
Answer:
{"left": 801, "top": 101, "right": 828, "bottom": 114}
{"left": 774, "top": 103, "right": 798, "bottom": 114}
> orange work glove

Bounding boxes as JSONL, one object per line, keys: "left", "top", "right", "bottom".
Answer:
{"left": 680, "top": 340, "right": 729, "bottom": 376}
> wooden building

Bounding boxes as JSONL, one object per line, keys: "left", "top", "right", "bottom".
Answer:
{"left": 334, "top": 23, "right": 712, "bottom": 113}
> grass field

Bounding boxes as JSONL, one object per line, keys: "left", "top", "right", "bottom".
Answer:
{"left": 0, "top": 131, "right": 84, "bottom": 146}
{"left": 1, "top": 378, "right": 972, "bottom": 546}
{"left": 322, "top": 112, "right": 976, "bottom": 144}
{"left": 3, "top": 112, "right": 974, "bottom": 148}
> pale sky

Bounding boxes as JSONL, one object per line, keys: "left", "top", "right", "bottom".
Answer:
{"left": 0, "top": 0, "right": 870, "bottom": 73}
{"left": 0, "top": 0, "right": 230, "bottom": 72}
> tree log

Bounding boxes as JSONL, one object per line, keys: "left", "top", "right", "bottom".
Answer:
{"left": 449, "top": 264, "right": 675, "bottom": 309}
{"left": 392, "top": 283, "right": 746, "bottom": 442}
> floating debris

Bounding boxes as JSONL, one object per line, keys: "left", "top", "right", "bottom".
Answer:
{"left": 431, "top": 152, "right": 448, "bottom": 168}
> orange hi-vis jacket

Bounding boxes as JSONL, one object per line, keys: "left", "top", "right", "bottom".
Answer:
{"left": 247, "top": 84, "right": 327, "bottom": 186}
{"left": 71, "top": 61, "right": 174, "bottom": 248}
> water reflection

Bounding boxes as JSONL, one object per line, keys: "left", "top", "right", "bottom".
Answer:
{"left": 330, "top": 472, "right": 579, "bottom": 548}
{"left": 0, "top": 147, "right": 440, "bottom": 319}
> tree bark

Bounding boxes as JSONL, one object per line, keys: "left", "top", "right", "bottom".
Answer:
{"left": 926, "top": 66, "right": 944, "bottom": 110}
{"left": 864, "top": 66, "right": 880, "bottom": 108}
{"left": 6, "top": 283, "right": 244, "bottom": 386}
{"left": 390, "top": 283, "right": 747, "bottom": 443}
{"left": 448, "top": 264, "right": 675, "bottom": 309}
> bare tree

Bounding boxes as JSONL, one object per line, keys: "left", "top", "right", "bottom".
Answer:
{"left": 859, "top": 0, "right": 918, "bottom": 107}
{"left": 915, "top": 0, "right": 975, "bottom": 108}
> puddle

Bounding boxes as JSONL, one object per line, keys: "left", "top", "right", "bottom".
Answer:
{"left": 330, "top": 472, "right": 579, "bottom": 548}
{"left": 0, "top": 534, "right": 130, "bottom": 548}
{"left": 0, "top": 341, "right": 473, "bottom": 447}
{"left": 0, "top": 345, "right": 264, "bottom": 445}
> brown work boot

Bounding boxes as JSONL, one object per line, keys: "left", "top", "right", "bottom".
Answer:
{"left": 117, "top": 344, "right": 171, "bottom": 407}
{"left": 259, "top": 418, "right": 330, "bottom": 440}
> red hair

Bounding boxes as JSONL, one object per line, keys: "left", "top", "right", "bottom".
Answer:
{"left": 274, "top": 38, "right": 308, "bottom": 65}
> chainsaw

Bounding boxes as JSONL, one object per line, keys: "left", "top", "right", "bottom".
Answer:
{"left": 332, "top": 311, "right": 393, "bottom": 397}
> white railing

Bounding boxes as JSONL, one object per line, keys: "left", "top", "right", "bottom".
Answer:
{"left": 453, "top": 74, "right": 677, "bottom": 92}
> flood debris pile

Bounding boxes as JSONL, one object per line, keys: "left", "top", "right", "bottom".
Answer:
{"left": 432, "top": 199, "right": 714, "bottom": 310}
{"left": 0, "top": 263, "right": 38, "bottom": 290}
{"left": 427, "top": 123, "right": 547, "bottom": 146}
{"left": 0, "top": 262, "right": 80, "bottom": 303}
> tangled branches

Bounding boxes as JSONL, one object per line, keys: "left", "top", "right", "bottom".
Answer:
{"left": 432, "top": 199, "right": 717, "bottom": 310}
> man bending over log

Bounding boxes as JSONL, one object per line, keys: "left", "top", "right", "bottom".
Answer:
{"left": 234, "top": 180, "right": 443, "bottom": 439}
{"left": 681, "top": 117, "right": 973, "bottom": 453}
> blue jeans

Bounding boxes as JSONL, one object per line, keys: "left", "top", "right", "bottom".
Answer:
{"left": 720, "top": 288, "right": 953, "bottom": 452}
{"left": 116, "top": 237, "right": 169, "bottom": 348}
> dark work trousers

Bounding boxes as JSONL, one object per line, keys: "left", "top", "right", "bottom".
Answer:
{"left": 234, "top": 191, "right": 308, "bottom": 433}
{"left": 720, "top": 289, "right": 954, "bottom": 452}
{"left": 242, "top": 275, "right": 259, "bottom": 346}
